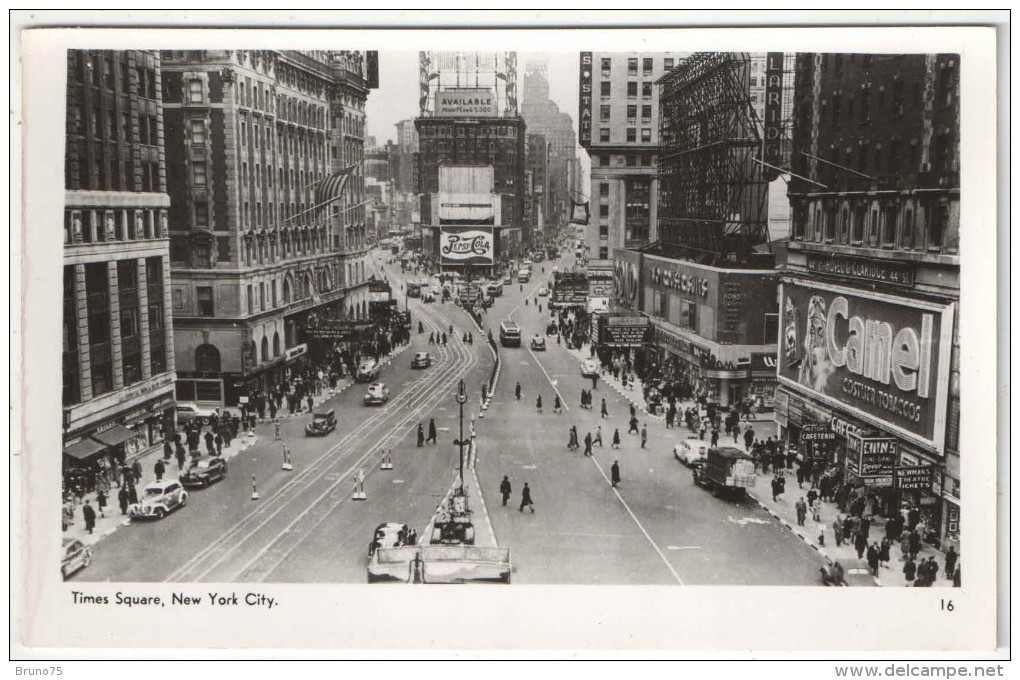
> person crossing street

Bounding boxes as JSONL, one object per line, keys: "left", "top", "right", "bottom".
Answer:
{"left": 612, "top": 428, "right": 621, "bottom": 449}
{"left": 593, "top": 426, "right": 604, "bottom": 447}
{"left": 600, "top": 398, "right": 609, "bottom": 419}
{"left": 427, "top": 418, "right": 437, "bottom": 445}
{"left": 611, "top": 461, "right": 621, "bottom": 488}
{"left": 583, "top": 431, "right": 593, "bottom": 457}
{"left": 515, "top": 382, "right": 522, "bottom": 401}
{"left": 519, "top": 482, "right": 535, "bottom": 513}
{"left": 640, "top": 424, "right": 648, "bottom": 449}
{"left": 499, "top": 476, "right": 512, "bottom": 507}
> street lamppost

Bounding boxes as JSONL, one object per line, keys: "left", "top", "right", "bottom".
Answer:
{"left": 455, "top": 379, "right": 467, "bottom": 492}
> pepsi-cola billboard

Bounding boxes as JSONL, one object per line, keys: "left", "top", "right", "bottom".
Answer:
{"left": 778, "top": 280, "right": 954, "bottom": 454}
{"left": 439, "top": 227, "right": 494, "bottom": 266}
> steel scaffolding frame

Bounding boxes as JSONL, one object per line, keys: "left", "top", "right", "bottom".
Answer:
{"left": 657, "top": 52, "right": 771, "bottom": 265}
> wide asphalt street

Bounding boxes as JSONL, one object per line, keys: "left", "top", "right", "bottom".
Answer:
{"left": 77, "top": 248, "right": 825, "bottom": 586}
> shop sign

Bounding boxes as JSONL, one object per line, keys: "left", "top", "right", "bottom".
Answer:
{"left": 647, "top": 264, "right": 710, "bottom": 298}
{"left": 309, "top": 320, "right": 375, "bottom": 341}
{"left": 440, "top": 227, "right": 494, "bottom": 266}
{"left": 238, "top": 396, "right": 249, "bottom": 405}
{"left": 829, "top": 416, "right": 861, "bottom": 439}
{"left": 806, "top": 253, "right": 915, "bottom": 287}
{"left": 750, "top": 354, "right": 778, "bottom": 371}
{"left": 778, "top": 280, "right": 954, "bottom": 453}
{"left": 598, "top": 315, "right": 650, "bottom": 347}
{"left": 846, "top": 433, "right": 898, "bottom": 477}
{"left": 654, "top": 326, "right": 693, "bottom": 357}
{"left": 285, "top": 343, "right": 308, "bottom": 361}
{"left": 436, "top": 88, "right": 497, "bottom": 117}
{"left": 893, "top": 465, "right": 934, "bottom": 492}
{"left": 800, "top": 424, "right": 836, "bottom": 442}
{"left": 762, "top": 52, "right": 786, "bottom": 178}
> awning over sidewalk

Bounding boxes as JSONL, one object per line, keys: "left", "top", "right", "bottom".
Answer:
{"left": 91, "top": 425, "right": 134, "bottom": 447}
{"left": 62, "top": 438, "right": 106, "bottom": 460}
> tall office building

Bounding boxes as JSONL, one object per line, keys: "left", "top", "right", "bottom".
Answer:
{"left": 521, "top": 59, "right": 576, "bottom": 235}
{"left": 62, "top": 49, "right": 177, "bottom": 480}
{"left": 160, "top": 49, "right": 378, "bottom": 406}
{"left": 778, "top": 53, "right": 961, "bottom": 546}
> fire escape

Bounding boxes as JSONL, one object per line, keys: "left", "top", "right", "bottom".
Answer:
{"left": 657, "top": 52, "right": 771, "bottom": 266}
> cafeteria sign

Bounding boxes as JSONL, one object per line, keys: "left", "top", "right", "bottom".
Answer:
{"left": 893, "top": 465, "right": 934, "bottom": 492}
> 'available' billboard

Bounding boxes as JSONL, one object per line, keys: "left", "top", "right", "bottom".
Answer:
{"left": 778, "top": 280, "right": 954, "bottom": 454}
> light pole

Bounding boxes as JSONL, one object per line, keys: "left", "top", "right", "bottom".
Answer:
{"left": 455, "top": 379, "right": 467, "bottom": 491}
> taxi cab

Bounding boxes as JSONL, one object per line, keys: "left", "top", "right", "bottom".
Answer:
{"left": 364, "top": 382, "right": 390, "bottom": 406}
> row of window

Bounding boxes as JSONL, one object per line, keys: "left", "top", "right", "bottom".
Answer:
{"left": 67, "top": 141, "right": 162, "bottom": 193}
{"left": 70, "top": 51, "right": 157, "bottom": 100}
{"left": 599, "top": 81, "right": 655, "bottom": 99}
{"left": 62, "top": 258, "right": 167, "bottom": 405}
{"left": 600, "top": 104, "right": 654, "bottom": 122}
{"left": 592, "top": 153, "right": 656, "bottom": 168}
{"left": 65, "top": 209, "right": 166, "bottom": 245}
{"left": 68, "top": 105, "right": 159, "bottom": 147}
{"left": 792, "top": 199, "right": 954, "bottom": 252}
{"left": 600, "top": 56, "right": 676, "bottom": 74}
{"left": 597, "top": 127, "right": 653, "bottom": 143}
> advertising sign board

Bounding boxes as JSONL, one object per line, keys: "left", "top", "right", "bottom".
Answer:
{"left": 578, "top": 53, "right": 593, "bottom": 146}
{"left": 894, "top": 465, "right": 934, "bottom": 492}
{"left": 598, "top": 315, "right": 650, "bottom": 347}
{"left": 762, "top": 52, "right": 785, "bottom": 178}
{"left": 552, "top": 272, "right": 589, "bottom": 307}
{"left": 613, "top": 250, "right": 642, "bottom": 309}
{"left": 440, "top": 227, "right": 495, "bottom": 266}
{"left": 436, "top": 88, "right": 497, "bottom": 117}
{"left": 778, "top": 280, "right": 954, "bottom": 454}
{"left": 846, "top": 433, "right": 899, "bottom": 478}
{"left": 308, "top": 320, "right": 375, "bottom": 341}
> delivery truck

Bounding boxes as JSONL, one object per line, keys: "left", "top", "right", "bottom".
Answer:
{"left": 692, "top": 446, "right": 757, "bottom": 498}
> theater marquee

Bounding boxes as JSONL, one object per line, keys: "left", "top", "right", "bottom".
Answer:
{"left": 778, "top": 280, "right": 954, "bottom": 454}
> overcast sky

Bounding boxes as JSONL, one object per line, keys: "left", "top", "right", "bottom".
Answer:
{"left": 364, "top": 51, "right": 587, "bottom": 192}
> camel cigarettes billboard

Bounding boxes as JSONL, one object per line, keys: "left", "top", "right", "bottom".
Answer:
{"left": 778, "top": 280, "right": 954, "bottom": 454}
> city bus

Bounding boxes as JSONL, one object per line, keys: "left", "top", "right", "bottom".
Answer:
{"left": 499, "top": 321, "right": 522, "bottom": 347}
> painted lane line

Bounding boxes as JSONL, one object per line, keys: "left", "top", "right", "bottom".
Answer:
{"left": 586, "top": 456, "right": 685, "bottom": 585}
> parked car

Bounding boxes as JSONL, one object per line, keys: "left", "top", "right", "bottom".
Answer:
{"left": 175, "top": 402, "right": 217, "bottom": 426}
{"left": 61, "top": 538, "right": 91, "bottom": 580}
{"left": 530, "top": 335, "right": 546, "bottom": 351}
{"left": 821, "top": 559, "right": 879, "bottom": 587}
{"left": 129, "top": 480, "right": 188, "bottom": 520}
{"left": 368, "top": 522, "right": 410, "bottom": 557}
{"left": 304, "top": 409, "right": 337, "bottom": 437}
{"left": 355, "top": 360, "right": 380, "bottom": 383}
{"left": 411, "top": 351, "right": 432, "bottom": 369}
{"left": 580, "top": 358, "right": 600, "bottom": 378}
{"left": 364, "top": 382, "right": 390, "bottom": 406}
{"left": 180, "top": 456, "right": 229, "bottom": 488}
{"left": 674, "top": 436, "right": 708, "bottom": 467}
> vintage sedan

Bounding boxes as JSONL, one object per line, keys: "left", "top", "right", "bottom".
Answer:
{"left": 61, "top": 538, "right": 91, "bottom": 580}
{"left": 180, "top": 456, "right": 229, "bottom": 488}
{"left": 580, "top": 358, "right": 600, "bottom": 378}
{"left": 674, "top": 436, "right": 709, "bottom": 467}
{"left": 128, "top": 480, "right": 188, "bottom": 520}
{"left": 368, "top": 522, "right": 410, "bottom": 557}
{"left": 175, "top": 402, "right": 217, "bottom": 426}
{"left": 355, "top": 359, "right": 380, "bottom": 383}
{"left": 821, "top": 559, "right": 880, "bottom": 587}
{"left": 530, "top": 335, "right": 547, "bottom": 351}
{"left": 364, "top": 382, "right": 390, "bottom": 406}
{"left": 411, "top": 351, "right": 432, "bottom": 369}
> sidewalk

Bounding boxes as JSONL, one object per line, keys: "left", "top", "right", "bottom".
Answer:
{"left": 560, "top": 340, "right": 955, "bottom": 588}
{"left": 63, "top": 342, "right": 414, "bottom": 548}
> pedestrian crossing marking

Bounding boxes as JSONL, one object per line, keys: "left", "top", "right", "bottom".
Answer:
{"left": 726, "top": 516, "right": 770, "bottom": 527}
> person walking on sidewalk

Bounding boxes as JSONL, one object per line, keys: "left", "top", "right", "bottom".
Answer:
{"left": 640, "top": 424, "right": 648, "bottom": 449}
{"left": 519, "top": 483, "right": 535, "bottom": 513}
{"left": 500, "top": 476, "right": 512, "bottom": 507}
{"left": 879, "top": 538, "right": 891, "bottom": 569}
{"left": 132, "top": 459, "right": 143, "bottom": 485}
{"left": 176, "top": 444, "right": 187, "bottom": 470}
{"left": 154, "top": 458, "right": 165, "bottom": 482}
{"left": 710, "top": 427, "right": 720, "bottom": 448}
{"left": 771, "top": 475, "right": 783, "bottom": 502}
{"left": 903, "top": 556, "right": 917, "bottom": 583}
{"left": 163, "top": 439, "right": 173, "bottom": 462}
{"left": 855, "top": 531, "right": 868, "bottom": 560}
{"left": 118, "top": 487, "right": 129, "bottom": 515}
{"left": 515, "top": 382, "right": 522, "bottom": 401}
{"left": 83, "top": 500, "right": 97, "bottom": 534}
{"left": 215, "top": 432, "right": 223, "bottom": 456}
{"left": 867, "top": 543, "right": 880, "bottom": 576}
{"left": 612, "top": 428, "right": 621, "bottom": 450}
{"left": 205, "top": 431, "right": 215, "bottom": 456}
{"left": 591, "top": 374, "right": 598, "bottom": 391}
{"left": 833, "top": 515, "right": 844, "bottom": 546}
{"left": 594, "top": 426, "right": 604, "bottom": 447}
{"left": 96, "top": 489, "right": 108, "bottom": 518}
{"left": 944, "top": 546, "right": 958, "bottom": 580}
{"left": 795, "top": 498, "right": 807, "bottom": 526}
{"left": 274, "top": 419, "right": 281, "bottom": 440}
{"left": 601, "top": 398, "right": 609, "bottom": 419}
{"left": 427, "top": 418, "right": 437, "bottom": 445}
{"left": 611, "top": 461, "right": 621, "bottom": 488}
{"left": 744, "top": 425, "right": 754, "bottom": 451}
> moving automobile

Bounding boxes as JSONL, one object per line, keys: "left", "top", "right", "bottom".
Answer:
{"left": 407, "top": 283, "right": 422, "bottom": 298}
{"left": 691, "top": 447, "right": 757, "bottom": 498}
{"left": 580, "top": 358, "right": 599, "bottom": 378}
{"left": 176, "top": 402, "right": 217, "bottom": 426}
{"left": 517, "top": 269, "right": 531, "bottom": 283}
{"left": 821, "top": 559, "right": 879, "bottom": 587}
{"left": 368, "top": 522, "right": 411, "bottom": 557}
{"left": 499, "top": 321, "right": 522, "bottom": 347}
{"left": 129, "top": 480, "right": 188, "bottom": 520}
{"left": 180, "top": 456, "right": 229, "bottom": 488}
{"left": 305, "top": 409, "right": 338, "bottom": 436}
{"left": 537, "top": 286, "right": 549, "bottom": 297}
{"left": 355, "top": 359, "right": 380, "bottom": 383}
{"left": 364, "top": 382, "right": 390, "bottom": 406}
{"left": 61, "top": 538, "right": 91, "bottom": 580}
{"left": 502, "top": 276, "right": 513, "bottom": 285}
{"left": 486, "top": 282, "right": 503, "bottom": 297}
{"left": 411, "top": 351, "right": 432, "bottom": 369}
{"left": 674, "top": 437, "right": 708, "bottom": 466}
{"left": 530, "top": 335, "right": 546, "bottom": 351}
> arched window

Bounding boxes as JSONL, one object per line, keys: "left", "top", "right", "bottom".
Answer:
{"left": 273, "top": 332, "right": 281, "bottom": 357}
{"left": 195, "top": 343, "right": 221, "bottom": 373}
{"left": 283, "top": 277, "right": 292, "bottom": 304}
{"left": 260, "top": 336, "right": 269, "bottom": 363}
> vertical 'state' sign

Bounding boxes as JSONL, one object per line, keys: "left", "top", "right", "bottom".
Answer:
{"left": 763, "top": 52, "right": 785, "bottom": 180}
{"left": 579, "top": 52, "right": 593, "bottom": 147}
